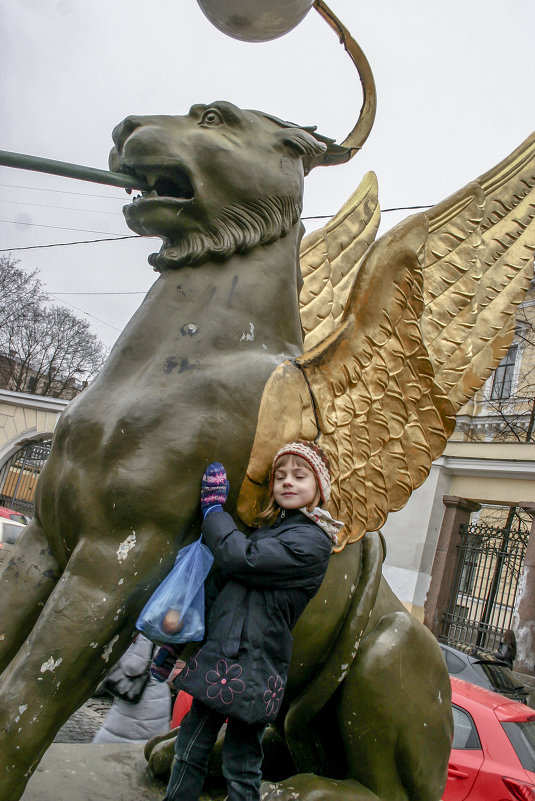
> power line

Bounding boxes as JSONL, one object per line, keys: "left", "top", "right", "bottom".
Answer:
{"left": 0, "top": 235, "right": 138, "bottom": 252}
{"left": 50, "top": 290, "right": 147, "bottom": 295}
{"left": 1, "top": 180, "right": 434, "bottom": 214}
{"left": 384, "top": 204, "right": 432, "bottom": 212}
{"left": 0, "top": 199, "right": 431, "bottom": 331}
{"left": 0, "top": 204, "right": 434, "bottom": 252}
{"left": 302, "top": 204, "right": 432, "bottom": 220}
{"left": 0, "top": 182, "right": 124, "bottom": 200}
{"left": 0, "top": 198, "right": 124, "bottom": 216}
{"left": 48, "top": 293, "right": 122, "bottom": 332}
{"left": 0, "top": 218, "right": 125, "bottom": 235}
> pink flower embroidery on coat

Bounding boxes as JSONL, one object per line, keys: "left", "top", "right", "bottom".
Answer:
{"left": 206, "top": 659, "right": 245, "bottom": 705}
{"left": 263, "top": 675, "right": 284, "bottom": 717}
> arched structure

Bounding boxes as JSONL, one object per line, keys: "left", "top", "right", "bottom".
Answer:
{"left": 0, "top": 390, "right": 67, "bottom": 513}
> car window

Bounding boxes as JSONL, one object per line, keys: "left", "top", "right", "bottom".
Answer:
{"left": 8, "top": 513, "right": 27, "bottom": 524}
{"left": 1, "top": 523, "right": 22, "bottom": 545}
{"left": 452, "top": 705, "right": 481, "bottom": 749}
{"left": 502, "top": 720, "right": 535, "bottom": 772}
{"left": 443, "top": 649, "right": 466, "bottom": 675}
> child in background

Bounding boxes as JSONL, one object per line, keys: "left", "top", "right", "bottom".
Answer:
{"left": 93, "top": 633, "right": 171, "bottom": 744}
{"left": 158, "top": 440, "right": 342, "bottom": 801}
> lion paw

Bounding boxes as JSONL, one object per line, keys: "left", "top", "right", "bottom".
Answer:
{"left": 146, "top": 734, "right": 176, "bottom": 778}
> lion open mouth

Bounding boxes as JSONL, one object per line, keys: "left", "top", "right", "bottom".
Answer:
{"left": 124, "top": 166, "right": 195, "bottom": 203}
{"left": 120, "top": 163, "right": 197, "bottom": 239}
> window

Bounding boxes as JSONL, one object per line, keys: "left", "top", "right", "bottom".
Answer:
{"left": 441, "top": 647, "right": 466, "bottom": 675}
{"left": 459, "top": 554, "right": 478, "bottom": 595}
{"left": 490, "top": 346, "right": 517, "bottom": 399}
{"left": 8, "top": 512, "right": 28, "bottom": 524}
{"left": 451, "top": 705, "right": 481, "bottom": 750}
{"left": 502, "top": 720, "right": 535, "bottom": 772}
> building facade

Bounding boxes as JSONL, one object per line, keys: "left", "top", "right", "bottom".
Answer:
{"left": 381, "top": 277, "right": 535, "bottom": 675}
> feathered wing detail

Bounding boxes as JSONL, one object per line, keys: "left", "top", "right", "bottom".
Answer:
{"left": 298, "top": 214, "right": 456, "bottom": 547}
{"left": 422, "top": 132, "right": 535, "bottom": 408}
{"left": 238, "top": 132, "right": 535, "bottom": 548}
{"left": 299, "top": 171, "right": 380, "bottom": 351}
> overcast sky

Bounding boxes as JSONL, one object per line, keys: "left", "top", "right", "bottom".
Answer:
{"left": 1, "top": 1, "right": 534, "bottom": 350}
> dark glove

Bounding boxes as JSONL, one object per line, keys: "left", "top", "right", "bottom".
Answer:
{"left": 200, "top": 462, "right": 229, "bottom": 518}
{"left": 150, "top": 643, "right": 182, "bottom": 682}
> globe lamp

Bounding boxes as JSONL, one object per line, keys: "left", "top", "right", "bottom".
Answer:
{"left": 196, "top": 0, "right": 315, "bottom": 42}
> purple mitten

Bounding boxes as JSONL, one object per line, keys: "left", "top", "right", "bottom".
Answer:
{"left": 151, "top": 643, "right": 181, "bottom": 682}
{"left": 200, "top": 462, "right": 229, "bottom": 518}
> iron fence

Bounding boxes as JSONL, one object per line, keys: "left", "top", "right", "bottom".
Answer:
{"left": 0, "top": 439, "right": 51, "bottom": 516}
{"left": 440, "top": 509, "right": 530, "bottom": 654}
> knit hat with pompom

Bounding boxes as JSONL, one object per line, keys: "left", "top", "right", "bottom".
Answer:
{"left": 271, "top": 440, "right": 331, "bottom": 503}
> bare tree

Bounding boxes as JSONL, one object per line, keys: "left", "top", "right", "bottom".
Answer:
{"left": 34, "top": 306, "right": 106, "bottom": 397}
{"left": 482, "top": 299, "right": 535, "bottom": 442}
{"left": 0, "top": 255, "right": 46, "bottom": 330}
{"left": 0, "top": 256, "right": 106, "bottom": 399}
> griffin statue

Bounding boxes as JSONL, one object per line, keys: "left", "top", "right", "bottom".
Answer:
{"left": 0, "top": 9, "right": 534, "bottom": 801}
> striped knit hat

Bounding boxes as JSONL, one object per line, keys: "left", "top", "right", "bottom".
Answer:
{"left": 271, "top": 440, "right": 331, "bottom": 503}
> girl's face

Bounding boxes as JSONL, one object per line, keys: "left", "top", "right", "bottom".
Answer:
{"left": 272, "top": 455, "right": 320, "bottom": 511}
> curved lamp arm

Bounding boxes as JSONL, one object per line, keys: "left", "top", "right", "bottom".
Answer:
{"left": 0, "top": 1, "right": 376, "bottom": 185}
{"left": 313, "top": 0, "right": 377, "bottom": 162}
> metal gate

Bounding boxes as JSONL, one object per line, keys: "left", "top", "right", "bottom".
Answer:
{"left": 439, "top": 507, "right": 531, "bottom": 654}
{"left": 0, "top": 439, "right": 51, "bottom": 516}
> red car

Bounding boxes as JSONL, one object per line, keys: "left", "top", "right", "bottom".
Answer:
{"left": 0, "top": 505, "right": 28, "bottom": 525}
{"left": 444, "top": 677, "right": 535, "bottom": 800}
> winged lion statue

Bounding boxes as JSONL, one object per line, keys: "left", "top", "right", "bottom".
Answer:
{"left": 0, "top": 87, "right": 533, "bottom": 801}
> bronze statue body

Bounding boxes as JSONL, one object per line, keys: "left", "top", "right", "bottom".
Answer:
{"left": 0, "top": 103, "right": 314, "bottom": 798}
{"left": 0, "top": 101, "right": 464, "bottom": 801}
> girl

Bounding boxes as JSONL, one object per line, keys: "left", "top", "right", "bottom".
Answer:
{"left": 160, "top": 440, "right": 342, "bottom": 801}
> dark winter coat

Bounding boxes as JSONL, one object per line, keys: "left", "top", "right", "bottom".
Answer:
{"left": 174, "top": 508, "right": 332, "bottom": 724}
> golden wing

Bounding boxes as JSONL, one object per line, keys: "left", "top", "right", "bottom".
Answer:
{"left": 238, "top": 132, "right": 535, "bottom": 549}
{"left": 422, "top": 133, "right": 535, "bottom": 408}
{"left": 299, "top": 171, "right": 380, "bottom": 351}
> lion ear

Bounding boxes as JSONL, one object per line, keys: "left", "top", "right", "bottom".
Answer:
{"left": 280, "top": 129, "right": 328, "bottom": 174}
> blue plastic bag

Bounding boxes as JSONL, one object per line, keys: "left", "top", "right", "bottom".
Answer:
{"left": 136, "top": 536, "right": 214, "bottom": 644}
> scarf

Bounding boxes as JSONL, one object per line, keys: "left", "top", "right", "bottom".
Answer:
{"left": 299, "top": 506, "right": 344, "bottom": 545}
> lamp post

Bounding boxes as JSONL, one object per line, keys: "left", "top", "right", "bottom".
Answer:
{"left": 0, "top": 149, "right": 148, "bottom": 192}
{"left": 0, "top": 1, "right": 376, "bottom": 186}
{"left": 196, "top": 0, "right": 315, "bottom": 42}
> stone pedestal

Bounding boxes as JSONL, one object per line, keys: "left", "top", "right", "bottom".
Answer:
{"left": 21, "top": 743, "right": 166, "bottom": 801}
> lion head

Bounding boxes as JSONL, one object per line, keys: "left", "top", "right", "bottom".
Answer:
{"left": 109, "top": 101, "right": 335, "bottom": 270}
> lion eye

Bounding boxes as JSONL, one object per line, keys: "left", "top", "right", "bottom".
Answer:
{"left": 201, "top": 110, "right": 222, "bottom": 126}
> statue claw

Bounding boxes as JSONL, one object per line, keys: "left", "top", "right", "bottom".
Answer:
{"left": 146, "top": 735, "right": 177, "bottom": 779}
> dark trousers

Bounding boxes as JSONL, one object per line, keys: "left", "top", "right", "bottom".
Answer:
{"left": 164, "top": 698, "right": 267, "bottom": 801}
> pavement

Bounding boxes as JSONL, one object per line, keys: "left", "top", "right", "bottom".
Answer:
{"left": 21, "top": 743, "right": 167, "bottom": 801}
{"left": 21, "top": 699, "right": 226, "bottom": 801}
{"left": 53, "top": 695, "right": 113, "bottom": 743}
{"left": 20, "top": 697, "right": 170, "bottom": 800}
